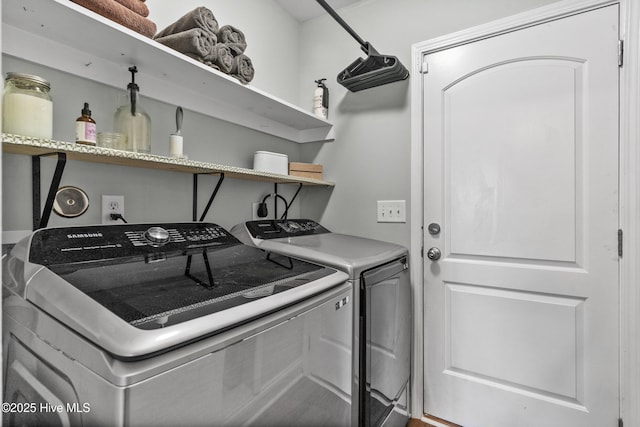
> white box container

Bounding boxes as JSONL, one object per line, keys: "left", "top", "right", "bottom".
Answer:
{"left": 253, "top": 151, "right": 288, "bottom": 175}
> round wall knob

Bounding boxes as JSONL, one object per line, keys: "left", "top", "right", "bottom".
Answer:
{"left": 426, "top": 247, "right": 441, "bottom": 261}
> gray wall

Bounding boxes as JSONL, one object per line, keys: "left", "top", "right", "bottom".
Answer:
{"left": 297, "top": 0, "right": 561, "bottom": 247}
{"left": 1, "top": 53, "right": 322, "bottom": 231}
{"left": 2, "top": 0, "right": 560, "bottom": 245}
{"left": 2, "top": 0, "right": 316, "bottom": 234}
{"left": 148, "top": 0, "right": 301, "bottom": 106}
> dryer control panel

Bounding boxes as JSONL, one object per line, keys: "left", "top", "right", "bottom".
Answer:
{"left": 245, "top": 219, "right": 330, "bottom": 240}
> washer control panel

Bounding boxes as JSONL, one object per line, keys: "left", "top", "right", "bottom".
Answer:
{"left": 245, "top": 219, "right": 330, "bottom": 240}
{"left": 29, "top": 222, "right": 239, "bottom": 266}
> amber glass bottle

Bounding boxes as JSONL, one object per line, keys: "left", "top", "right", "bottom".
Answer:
{"left": 75, "top": 102, "right": 96, "bottom": 145}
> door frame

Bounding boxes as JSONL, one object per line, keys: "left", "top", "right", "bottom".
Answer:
{"left": 409, "top": 0, "right": 640, "bottom": 425}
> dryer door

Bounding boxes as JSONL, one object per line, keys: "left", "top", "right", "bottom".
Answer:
{"left": 361, "top": 257, "right": 411, "bottom": 427}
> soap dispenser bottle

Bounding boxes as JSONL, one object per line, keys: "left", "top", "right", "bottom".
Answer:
{"left": 313, "top": 78, "right": 329, "bottom": 119}
{"left": 114, "top": 66, "right": 151, "bottom": 153}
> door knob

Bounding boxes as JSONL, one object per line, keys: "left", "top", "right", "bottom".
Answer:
{"left": 426, "top": 247, "right": 441, "bottom": 261}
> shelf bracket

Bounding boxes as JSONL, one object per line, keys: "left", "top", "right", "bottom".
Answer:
{"left": 192, "top": 173, "right": 225, "bottom": 222}
{"left": 32, "top": 152, "right": 67, "bottom": 230}
{"left": 279, "top": 183, "right": 303, "bottom": 219}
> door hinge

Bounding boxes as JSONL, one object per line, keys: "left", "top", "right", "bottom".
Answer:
{"left": 421, "top": 246, "right": 424, "bottom": 258}
{"left": 421, "top": 57, "right": 429, "bottom": 74}
{"left": 618, "top": 229, "right": 623, "bottom": 257}
{"left": 618, "top": 39, "right": 624, "bottom": 67}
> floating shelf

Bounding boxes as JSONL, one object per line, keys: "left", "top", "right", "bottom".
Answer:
{"left": 2, "top": 134, "right": 335, "bottom": 187}
{"left": 2, "top": 0, "right": 334, "bottom": 143}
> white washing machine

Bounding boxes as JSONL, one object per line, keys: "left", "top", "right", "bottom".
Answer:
{"left": 231, "top": 219, "right": 412, "bottom": 427}
{"left": 2, "top": 222, "right": 352, "bottom": 426}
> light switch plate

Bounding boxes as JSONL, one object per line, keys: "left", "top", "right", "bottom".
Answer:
{"left": 377, "top": 200, "right": 406, "bottom": 223}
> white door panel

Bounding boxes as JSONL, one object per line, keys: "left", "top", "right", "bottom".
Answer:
{"left": 423, "top": 5, "right": 619, "bottom": 427}
{"left": 446, "top": 59, "right": 581, "bottom": 263}
{"left": 445, "top": 283, "right": 584, "bottom": 402}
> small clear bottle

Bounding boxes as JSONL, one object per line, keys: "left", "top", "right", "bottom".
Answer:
{"left": 113, "top": 66, "right": 151, "bottom": 153}
{"left": 75, "top": 102, "right": 96, "bottom": 145}
{"left": 2, "top": 72, "right": 53, "bottom": 139}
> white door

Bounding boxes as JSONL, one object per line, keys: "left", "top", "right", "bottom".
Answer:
{"left": 422, "top": 5, "right": 619, "bottom": 427}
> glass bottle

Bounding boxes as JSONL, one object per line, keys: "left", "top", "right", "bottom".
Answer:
{"left": 113, "top": 66, "right": 151, "bottom": 153}
{"left": 2, "top": 72, "right": 53, "bottom": 139}
{"left": 75, "top": 102, "right": 96, "bottom": 145}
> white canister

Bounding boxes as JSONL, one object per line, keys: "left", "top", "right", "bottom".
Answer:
{"left": 2, "top": 73, "right": 53, "bottom": 139}
{"left": 253, "top": 151, "right": 288, "bottom": 175}
{"left": 169, "top": 134, "right": 184, "bottom": 157}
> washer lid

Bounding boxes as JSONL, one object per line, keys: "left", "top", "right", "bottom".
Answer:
{"left": 47, "top": 244, "right": 327, "bottom": 328}
{"left": 9, "top": 223, "right": 348, "bottom": 359}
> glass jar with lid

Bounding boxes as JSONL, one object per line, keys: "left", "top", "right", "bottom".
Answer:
{"left": 113, "top": 89, "right": 151, "bottom": 153}
{"left": 113, "top": 66, "right": 151, "bottom": 153}
{"left": 2, "top": 72, "right": 53, "bottom": 140}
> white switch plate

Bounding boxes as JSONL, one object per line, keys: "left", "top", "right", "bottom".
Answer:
{"left": 377, "top": 200, "right": 406, "bottom": 223}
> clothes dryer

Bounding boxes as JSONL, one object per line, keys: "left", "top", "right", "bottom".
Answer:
{"left": 232, "top": 219, "right": 411, "bottom": 427}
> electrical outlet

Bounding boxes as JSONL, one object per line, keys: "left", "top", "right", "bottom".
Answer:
{"left": 377, "top": 200, "right": 406, "bottom": 223}
{"left": 102, "top": 195, "right": 125, "bottom": 224}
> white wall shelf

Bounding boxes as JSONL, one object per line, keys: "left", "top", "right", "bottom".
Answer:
{"left": 2, "top": 0, "right": 335, "bottom": 143}
{"left": 2, "top": 134, "right": 335, "bottom": 187}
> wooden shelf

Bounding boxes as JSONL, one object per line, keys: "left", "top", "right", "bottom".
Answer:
{"left": 2, "top": 134, "right": 335, "bottom": 187}
{"left": 2, "top": 0, "right": 335, "bottom": 143}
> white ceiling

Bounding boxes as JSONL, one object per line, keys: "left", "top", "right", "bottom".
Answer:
{"left": 275, "top": 0, "right": 362, "bottom": 22}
